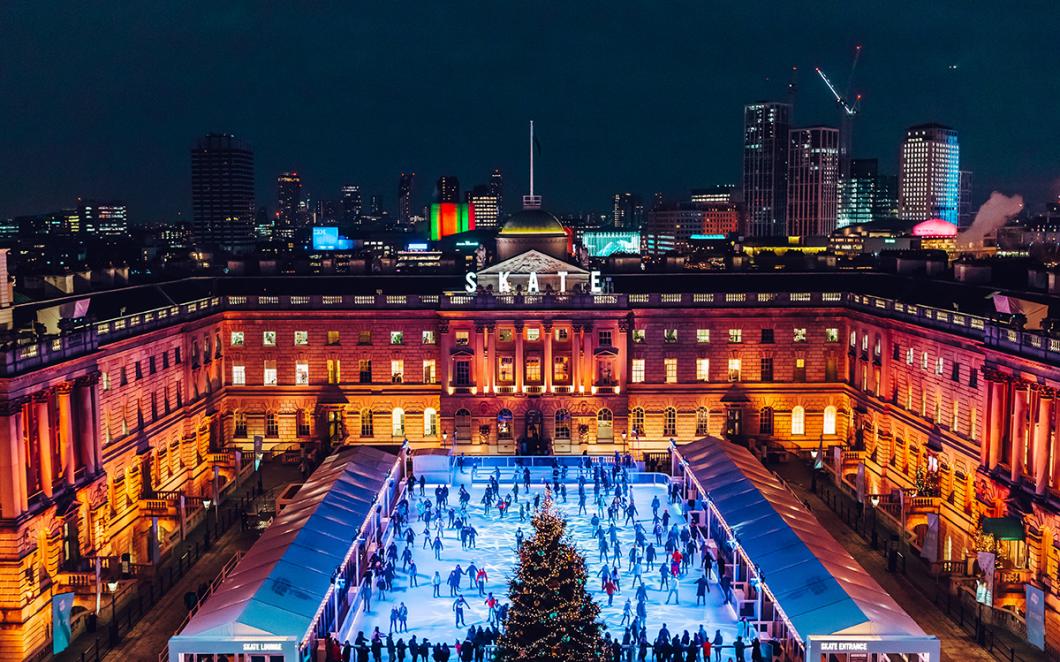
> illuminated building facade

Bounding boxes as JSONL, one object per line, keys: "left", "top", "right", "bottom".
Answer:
{"left": 786, "top": 126, "right": 840, "bottom": 237}
{"left": 190, "top": 133, "right": 255, "bottom": 248}
{"left": 643, "top": 203, "right": 739, "bottom": 256}
{"left": 77, "top": 200, "right": 128, "bottom": 237}
{"left": 743, "top": 102, "right": 791, "bottom": 238}
{"left": 611, "top": 193, "right": 644, "bottom": 229}
{"left": 274, "top": 172, "right": 304, "bottom": 239}
{"left": 837, "top": 159, "right": 898, "bottom": 228}
{"left": 466, "top": 185, "right": 501, "bottom": 229}
{"left": 429, "top": 202, "right": 476, "bottom": 240}
{"left": 899, "top": 124, "right": 960, "bottom": 225}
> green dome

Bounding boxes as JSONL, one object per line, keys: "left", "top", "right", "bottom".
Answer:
{"left": 498, "top": 209, "right": 566, "bottom": 236}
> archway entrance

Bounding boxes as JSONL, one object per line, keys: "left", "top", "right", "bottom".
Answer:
{"left": 522, "top": 410, "right": 545, "bottom": 455}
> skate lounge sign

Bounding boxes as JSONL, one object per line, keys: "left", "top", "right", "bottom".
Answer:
{"left": 465, "top": 250, "right": 603, "bottom": 294}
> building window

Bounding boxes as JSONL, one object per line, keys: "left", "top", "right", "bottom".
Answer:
{"left": 664, "top": 358, "right": 677, "bottom": 384}
{"left": 294, "top": 331, "right": 309, "bottom": 346}
{"left": 906, "top": 348, "right": 914, "bottom": 365}
{"left": 231, "top": 365, "right": 246, "bottom": 385}
{"left": 423, "top": 359, "right": 436, "bottom": 384}
{"left": 597, "top": 330, "right": 612, "bottom": 346}
{"left": 970, "top": 407, "right": 978, "bottom": 440}
{"left": 631, "top": 407, "right": 645, "bottom": 436}
{"left": 793, "top": 328, "right": 807, "bottom": 343}
{"left": 230, "top": 331, "right": 244, "bottom": 347}
{"left": 631, "top": 359, "right": 645, "bottom": 384}
{"left": 498, "top": 357, "right": 514, "bottom": 382}
{"left": 695, "top": 407, "right": 709, "bottom": 436}
{"left": 527, "top": 327, "right": 541, "bottom": 342}
{"left": 162, "top": 352, "right": 169, "bottom": 369}
{"left": 632, "top": 329, "right": 645, "bottom": 344}
{"left": 297, "top": 410, "right": 310, "bottom": 436}
{"left": 391, "top": 360, "right": 404, "bottom": 383}
{"left": 697, "top": 329, "right": 710, "bottom": 343}
{"left": 360, "top": 410, "right": 374, "bottom": 437}
{"left": 951, "top": 401, "right": 959, "bottom": 431}
{"left": 555, "top": 409, "right": 571, "bottom": 440}
{"left": 497, "top": 409, "right": 514, "bottom": 440}
{"left": 825, "top": 328, "right": 839, "bottom": 343}
{"left": 597, "top": 409, "right": 613, "bottom": 441}
{"left": 761, "top": 328, "right": 774, "bottom": 344}
{"left": 696, "top": 358, "right": 710, "bottom": 382}
{"left": 759, "top": 407, "right": 774, "bottom": 434}
{"left": 295, "top": 362, "right": 309, "bottom": 385}
{"left": 455, "top": 330, "right": 470, "bottom": 346}
{"left": 727, "top": 358, "right": 741, "bottom": 382}
{"left": 498, "top": 328, "right": 513, "bottom": 343}
{"left": 526, "top": 357, "right": 542, "bottom": 383}
{"left": 327, "top": 330, "right": 341, "bottom": 346}
{"left": 455, "top": 409, "right": 472, "bottom": 440}
{"left": 760, "top": 356, "right": 774, "bottom": 381}
{"left": 663, "top": 329, "right": 678, "bottom": 344}
{"left": 922, "top": 352, "right": 929, "bottom": 370}
{"left": 263, "top": 331, "right": 276, "bottom": 347}
{"left": 553, "top": 356, "right": 570, "bottom": 382}
{"left": 555, "top": 328, "right": 569, "bottom": 342}
{"left": 794, "top": 357, "right": 806, "bottom": 382}
{"left": 951, "top": 362, "right": 960, "bottom": 382}
{"left": 391, "top": 408, "right": 405, "bottom": 437}
{"left": 823, "top": 406, "right": 837, "bottom": 436}
{"left": 358, "top": 330, "right": 372, "bottom": 345}
{"left": 390, "top": 331, "right": 404, "bottom": 345}
{"left": 663, "top": 407, "right": 677, "bottom": 437}
{"left": 849, "top": 330, "right": 857, "bottom": 348}
{"left": 935, "top": 356, "right": 944, "bottom": 375}
{"left": 102, "top": 371, "right": 111, "bottom": 391}
{"left": 728, "top": 329, "right": 742, "bottom": 344}
{"left": 424, "top": 408, "right": 438, "bottom": 437}
{"left": 791, "top": 406, "right": 805, "bottom": 436}
{"left": 454, "top": 360, "right": 471, "bottom": 386}
{"left": 893, "top": 343, "right": 901, "bottom": 360}
{"left": 234, "top": 412, "right": 247, "bottom": 437}
{"left": 149, "top": 356, "right": 157, "bottom": 375}
{"left": 358, "top": 359, "right": 372, "bottom": 384}
{"left": 327, "top": 359, "right": 341, "bottom": 384}
{"left": 265, "top": 412, "right": 279, "bottom": 437}
{"left": 422, "top": 330, "right": 437, "bottom": 344}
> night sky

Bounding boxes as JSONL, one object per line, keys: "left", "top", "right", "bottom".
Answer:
{"left": 1, "top": 2, "right": 1058, "bottom": 222}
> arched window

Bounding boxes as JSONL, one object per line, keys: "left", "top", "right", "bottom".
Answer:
{"left": 791, "top": 406, "right": 805, "bottom": 436}
{"left": 663, "top": 407, "right": 677, "bottom": 437}
{"left": 631, "top": 407, "right": 645, "bottom": 436}
{"left": 497, "top": 409, "right": 513, "bottom": 440}
{"left": 759, "top": 407, "right": 774, "bottom": 435}
{"left": 424, "top": 407, "right": 438, "bottom": 437}
{"left": 554, "top": 409, "right": 571, "bottom": 440}
{"left": 597, "top": 408, "right": 614, "bottom": 441}
{"left": 360, "top": 409, "right": 374, "bottom": 437}
{"left": 823, "top": 405, "right": 837, "bottom": 436}
{"left": 455, "top": 408, "right": 472, "bottom": 441}
{"left": 233, "top": 411, "right": 247, "bottom": 437}
{"left": 695, "top": 407, "right": 710, "bottom": 436}
{"left": 391, "top": 407, "right": 405, "bottom": 438}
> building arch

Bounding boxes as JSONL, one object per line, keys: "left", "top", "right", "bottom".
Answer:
{"left": 597, "top": 408, "right": 614, "bottom": 441}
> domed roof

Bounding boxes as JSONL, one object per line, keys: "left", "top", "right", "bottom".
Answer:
{"left": 912, "top": 218, "right": 958, "bottom": 237}
{"left": 498, "top": 209, "right": 566, "bottom": 236}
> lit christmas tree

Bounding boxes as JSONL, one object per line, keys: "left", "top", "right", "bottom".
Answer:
{"left": 495, "top": 493, "right": 607, "bottom": 662}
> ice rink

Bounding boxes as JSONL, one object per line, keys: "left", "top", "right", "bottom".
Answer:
{"left": 339, "top": 470, "right": 739, "bottom": 649}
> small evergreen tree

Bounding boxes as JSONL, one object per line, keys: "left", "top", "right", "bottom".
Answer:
{"left": 495, "top": 493, "right": 607, "bottom": 661}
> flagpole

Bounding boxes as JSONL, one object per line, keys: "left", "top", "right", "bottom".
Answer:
{"left": 529, "top": 120, "right": 535, "bottom": 198}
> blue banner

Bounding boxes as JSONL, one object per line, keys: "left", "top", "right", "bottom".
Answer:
{"left": 52, "top": 591, "right": 75, "bottom": 654}
{"left": 1025, "top": 583, "right": 1045, "bottom": 650}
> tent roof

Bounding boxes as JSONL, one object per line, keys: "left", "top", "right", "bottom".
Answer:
{"left": 677, "top": 437, "right": 926, "bottom": 641}
{"left": 173, "top": 446, "right": 398, "bottom": 643}
{"left": 982, "top": 516, "right": 1025, "bottom": 541}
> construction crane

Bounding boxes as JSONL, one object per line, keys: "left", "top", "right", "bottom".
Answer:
{"left": 815, "top": 45, "right": 863, "bottom": 180}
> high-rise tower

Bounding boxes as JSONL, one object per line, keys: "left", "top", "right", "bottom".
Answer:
{"left": 786, "top": 126, "right": 840, "bottom": 237}
{"left": 742, "top": 102, "right": 791, "bottom": 237}
{"left": 190, "top": 133, "right": 255, "bottom": 248}
{"left": 898, "top": 124, "right": 960, "bottom": 224}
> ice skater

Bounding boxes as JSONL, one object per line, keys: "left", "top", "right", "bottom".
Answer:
{"left": 453, "top": 595, "right": 469, "bottom": 627}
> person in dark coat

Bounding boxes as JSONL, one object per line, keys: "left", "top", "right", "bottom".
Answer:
{"left": 341, "top": 640, "right": 352, "bottom": 662}
{"left": 396, "top": 638, "right": 408, "bottom": 662}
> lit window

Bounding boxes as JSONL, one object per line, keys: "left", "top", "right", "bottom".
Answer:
{"left": 360, "top": 410, "right": 374, "bottom": 437}
{"left": 230, "top": 331, "right": 244, "bottom": 347}
{"left": 392, "top": 408, "right": 405, "bottom": 437}
{"left": 951, "top": 401, "right": 959, "bottom": 431}
{"left": 422, "top": 330, "right": 437, "bottom": 344}
{"left": 295, "top": 362, "right": 309, "bottom": 385}
{"left": 390, "top": 331, "right": 404, "bottom": 345}
{"left": 555, "top": 328, "right": 570, "bottom": 342}
{"left": 823, "top": 406, "right": 837, "bottom": 435}
{"left": 632, "top": 329, "right": 645, "bottom": 343}
{"left": 664, "top": 329, "right": 678, "bottom": 344}
{"left": 906, "top": 348, "right": 914, "bottom": 365}
{"left": 631, "top": 359, "right": 645, "bottom": 383}
{"left": 791, "top": 406, "right": 805, "bottom": 435}
{"left": 935, "top": 356, "right": 944, "bottom": 375}
{"left": 498, "top": 328, "right": 513, "bottom": 342}
{"left": 294, "top": 331, "right": 308, "bottom": 346}
{"left": 358, "top": 330, "right": 372, "bottom": 345}
{"left": 527, "top": 327, "right": 541, "bottom": 342}
{"left": 922, "top": 352, "right": 929, "bottom": 369}
{"left": 825, "top": 328, "right": 839, "bottom": 343}
{"left": 327, "top": 359, "right": 341, "bottom": 384}
{"left": 455, "top": 330, "right": 470, "bottom": 346}
{"left": 695, "top": 407, "right": 710, "bottom": 436}
{"left": 526, "top": 357, "right": 542, "bottom": 382}
{"left": 793, "top": 328, "right": 807, "bottom": 343}
{"left": 424, "top": 408, "right": 438, "bottom": 437}
{"left": 498, "top": 357, "right": 514, "bottom": 382}
{"left": 101, "top": 371, "right": 110, "bottom": 391}
{"left": 696, "top": 358, "right": 710, "bottom": 382}
{"left": 265, "top": 412, "right": 278, "bottom": 437}
{"left": 696, "top": 329, "right": 711, "bottom": 343}
{"left": 728, "top": 329, "right": 742, "bottom": 343}
{"left": 423, "top": 359, "right": 436, "bottom": 384}
{"left": 263, "top": 361, "right": 277, "bottom": 386}
{"left": 553, "top": 356, "right": 569, "bottom": 382}
{"left": 231, "top": 365, "right": 246, "bottom": 385}
{"left": 727, "top": 358, "right": 741, "bottom": 382}
{"left": 327, "top": 331, "right": 340, "bottom": 345}
{"left": 391, "top": 360, "right": 404, "bottom": 383}
{"left": 664, "top": 358, "right": 678, "bottom": 383}
{"left": 663, "top": 407, "right": 677, "bottom": 436}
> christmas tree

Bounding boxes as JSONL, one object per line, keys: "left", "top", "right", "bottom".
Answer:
{"left": 495, "top": 493, "right": 607, "bottom": 662}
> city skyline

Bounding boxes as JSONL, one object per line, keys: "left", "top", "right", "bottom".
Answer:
{"left": 1, "top": 3, "right": 1058, "bottom": 222}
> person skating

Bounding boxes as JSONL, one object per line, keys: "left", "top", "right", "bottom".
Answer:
{"left": 712, "top": 630, "right": 724, "bottom": 662}
{"left": 432, "top": 534, "right": 444, "bottom": 560}
{"left": 603, "top": 577, "right": 617, "bottom": 606}
{"left": 734, "top": 636, "right": 746, "bottom": 662}
{"left": 447, "top": 565, "right": 463, "bottom": 596}
{"left": 398, "top": 602, "right": 409, "bottom": 632}
{"left": 407, "top": 636, "right": 419, "bottom": 662}
{"left": 432, "top": 570, "right": 442, "bottom": 597}
{"left": 452, "top": 594, "right": 470, "bottom": 627}
{"left": 665, "top": 576, "right": 680, "bottom": 604}
{"left": 465, "top": 562, "right": 478, "bottom": 590}
{"left": 409, "top": 559, "right": 419, "bottom": 587}
{"left": 396, "top": 637, "right": 407, "bottom": 662}
{"left": 658, "top": 562, "right": 670, "bottom": 589}
{"left": 386, "top": 634, "right": 396, "bottom": 662}
{"left": 695, "top": 573, "right": 710, "bottom": 605}
{"left": 484, "top": 591, "right": 498, "bottom": 624}
{"left": 620, "top": 597, "right": 632, "bottom": 626}
{"left": 475, "top": 566, "right": 488, "bottom": 596}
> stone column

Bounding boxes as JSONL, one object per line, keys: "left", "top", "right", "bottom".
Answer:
{"left": 473, "top": 323, "right": 484, "bottom": 388}
{"left": 56, "top": 383, "right": 77, "bottom": 486}
{"left": 615, "top": 317, "right": 630, "bottom": 390}
{"left": 35, "top": 391, "right": 54, "bottom": 498}
{"left": 543, "top": 321, "right": 554, "bottom": 392}
{"left": 0, "top": 400, "right": 26, "bottom": 518}
{"left": 77, "top": 375, "right": 100, "bottom": 476}
{"left": 989, "top": 377, "right": 1007, "bottom": 470}
{"left": 1010, "top": 383, "right": 1028, "bottom": 483}
{"left": 437, "top": 320, "right": 450, "bottom": 389}
{"left": 582, "top": 322, "right": 594, "bottom": 391}
{"left": 981, "top": 377, "right": 995, "bottom": 467}
{"left": 1034, "top": 389, "right": 1052, "bottom": 497}
{"left": 1053, "top": 397, "right": 1060, "bottom": 493}
{"left": 485, "top": 324, "right": 495, "bottom": 393}
{"left": 571, "top": 323, "right": 581, "bottom": 392}
{"left": 514, "top": 321, "right": 525, "bottom": 392}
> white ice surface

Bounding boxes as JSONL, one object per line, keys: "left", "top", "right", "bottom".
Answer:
{"left": 339, "top": 474, "right": 739, "bottom": 648}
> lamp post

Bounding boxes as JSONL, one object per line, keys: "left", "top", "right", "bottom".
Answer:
{"left": 621, "top": 431, "right": 628, "bottom": 454}
{"left": 107, "top": 580, "right": 119, "bottom": 645}
{"left": 868, "top": 494, "right": 880, "bottom": 548}
{"left": 203, "top": 497, "right": 213, "bottom": 549}
{"left": 810, "top": 448, "right": 819, "bottom": 493}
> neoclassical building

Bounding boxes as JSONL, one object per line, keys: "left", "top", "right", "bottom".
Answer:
{"left": 0, "top": 213, "right": 1059, "bottom": 657}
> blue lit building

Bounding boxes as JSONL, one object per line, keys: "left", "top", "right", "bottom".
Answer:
{"left": 898, "top": 124, "right": 960, "bottom": 224}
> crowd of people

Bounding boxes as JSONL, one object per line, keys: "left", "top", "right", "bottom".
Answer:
{"left": 329, "top": 453, "right": 770, "bottom": 662}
